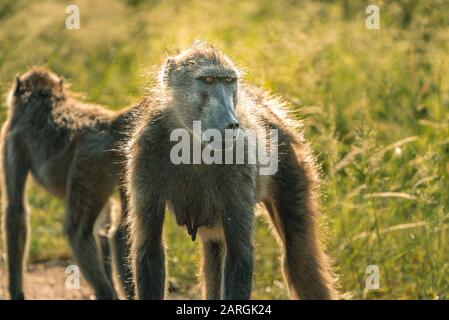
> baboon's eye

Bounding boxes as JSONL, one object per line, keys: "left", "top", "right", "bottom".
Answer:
{"left": 225, "top": 77, "right": 236, "bottom": 84}
{"left": 198, "top": 76, "right": 217, "bottom": 85}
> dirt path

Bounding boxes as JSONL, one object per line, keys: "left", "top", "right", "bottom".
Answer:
{"left": 0, "top": 260, "right": 94, "bottom": 300}
{"left": 0, "top": 260, "right": 190, "bottom": 300}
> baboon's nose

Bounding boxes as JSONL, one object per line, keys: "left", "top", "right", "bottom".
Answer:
{"left": 226, "top": 122, "right": 240, "bottom": 130}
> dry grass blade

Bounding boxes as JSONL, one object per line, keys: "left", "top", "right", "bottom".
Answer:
{"left": 377, "top": 136, "right": 418, "bottom": 156}
{"left": 363, "top": 192, "right": 418, "bottom": 200}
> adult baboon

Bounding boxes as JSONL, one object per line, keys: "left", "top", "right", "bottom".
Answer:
{"left": 126, "top": 42, "right": 338, "bottom": 300}
{"left": 0, "top": 67, "right": 135, "bottom": 299}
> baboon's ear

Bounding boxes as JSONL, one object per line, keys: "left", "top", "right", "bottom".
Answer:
{"left": 55, "top": 78, "right": 64, "bottom": 93}
{"left": 163, "top": 58, "right": 176, "bottom": 86}
{"left": 14, "top": 76, "right": 22, "bottom": 96}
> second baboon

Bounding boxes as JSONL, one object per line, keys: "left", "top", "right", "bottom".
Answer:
{"left": 126, "top": 42, "right": 339, "bottom": 299}
{"left": 0, "top": 67, "right": 136, "bottom": 299}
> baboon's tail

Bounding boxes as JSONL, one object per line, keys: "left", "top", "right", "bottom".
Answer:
{"left": 264, "top": 141, "right": 339, "bottom": 300}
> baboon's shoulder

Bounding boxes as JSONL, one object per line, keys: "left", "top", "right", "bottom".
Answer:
{"left": 242, "top": 85, "right": 303, "bottom": 143}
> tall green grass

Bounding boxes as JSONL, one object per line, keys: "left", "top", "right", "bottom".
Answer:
{"left": 0, "top": 0, "right": 448, "bottom": 299}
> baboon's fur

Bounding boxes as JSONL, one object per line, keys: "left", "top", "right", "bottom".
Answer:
{"left": 126, "top": 42, "right": 339, "bottom": 300}
{"left": 0, "top": 67, "right": 135, "bottom": 299}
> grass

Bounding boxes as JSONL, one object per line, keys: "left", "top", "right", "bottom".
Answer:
{"left": 0, "top": 0, "right": 448, "bottom": 299}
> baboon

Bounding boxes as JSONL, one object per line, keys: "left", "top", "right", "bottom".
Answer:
{"left": 0, "top": 67, "right": 135, "bottom": 299}
{"left": 126, "top": 42, "right": 339, "bottom": 300}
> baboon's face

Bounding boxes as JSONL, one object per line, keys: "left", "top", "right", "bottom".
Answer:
{"left": 166, "top": 54, "right": 240, "bottom": 133}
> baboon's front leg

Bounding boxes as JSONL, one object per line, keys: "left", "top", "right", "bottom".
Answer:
{"left": 132, "top": 198, "right": 166, "bottom": 300}
{"left": 1, "top": 137, "right": 29, "bottom": 300}
{"left": 94, "top": 202, "right": 114, "bottom": 285}
{"left": 222, "top": 206, "right": 254, "bottom": 300}
{"left": 111, "top": 220, "right": 135, "bottom": 298}
{"left": 109, "top": 186, "right": 135, "bottom": 299}
{"left": 201, "top": 239, "right": 224, "bottom": 299}
{"left": 97, "top": 231, "right": 113, "bottom": 284}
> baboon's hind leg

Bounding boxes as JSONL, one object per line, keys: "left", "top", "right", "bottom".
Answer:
{"left": 264, "top": 148, "right": 338, "bottom": 300}
{"left": 200, "top": 239, "right": 224, "bottom": 299}
{"left": 64, "top": 160, "right": 117, "bottom": 300}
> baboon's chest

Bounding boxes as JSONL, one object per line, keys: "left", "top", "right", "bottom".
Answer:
{"left": 166, "top": 198, "right": 223, "bottom": 241}
{"left": 164, "top": 162, "right": 258, "bottom": 242}
{"left": 167, "top": 184, "right": 222, "bottom": 227}
{"left": 165, "top": 167, "right": 231, "bottom": 239}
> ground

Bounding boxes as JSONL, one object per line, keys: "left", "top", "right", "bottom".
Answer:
{"left": 0, "top": 260, "right": 190, "bottom": 300}
{"left": 0, "top": 260, "right": 93, "bottom": 300}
